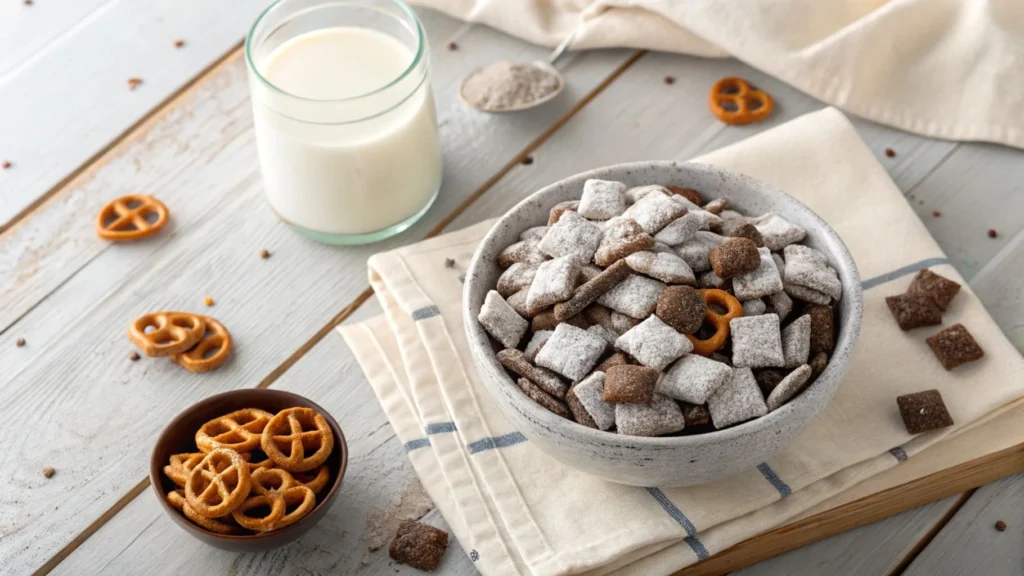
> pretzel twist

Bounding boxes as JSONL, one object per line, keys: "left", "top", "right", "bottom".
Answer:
{"left": 708, "top": 77, "right": 774, "bottom": 125}
{"left": 171, "top": 316, "right": 232, "bottom": 373}
{"left": 95, "top": 195, "right": 169, "bottom": 241}
{"left": 231, "top": 486, "right": 315, "bottom": 533}
{"left": 195, "top": 408, "right": 273, "bottom": 453}
{"left": 292, "top": 465, "right": 331, "bottom": 495}
{"left": 260, "top": 407, "right": 334, "bottom": 473}
{"left": 127, "top": 312, "right": 206, "bottom": 357}
{"left": 163, "top": 452, "right": 205, "bottom": 487}
{"left": 184, "top": 448, "right": 251, "bottom": 518}
{"left": 685, "top": 289, "right": 744, "bottom": 356}
{"left": 168, "top": 489, "right": 245, "bottom": 535}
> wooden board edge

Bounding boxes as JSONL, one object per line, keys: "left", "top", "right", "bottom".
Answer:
{"left": 674, "top": 443, "right": 1024, "bottom": 576}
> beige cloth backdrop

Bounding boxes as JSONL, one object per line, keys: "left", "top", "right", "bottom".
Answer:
{"left": 411, "top": 0, "right": 1024, "bottom": 149}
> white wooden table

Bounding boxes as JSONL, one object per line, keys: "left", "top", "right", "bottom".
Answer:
{"left": 3, "top": 4, "right": 1022, "bottom": 575}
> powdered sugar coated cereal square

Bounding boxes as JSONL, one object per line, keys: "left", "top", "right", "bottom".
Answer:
{"left": 578, "top": 179, "right": 627, "bottom": 220}
{"left": 621, "top": 191, "right": 686, "bottom": 234}
{"left": 615, "top": 394, "right": 686, "bottom": 436}
{"left": 534, "top": 323, "right": 607, "bottom": 381}
{"left": 733, "top": 247, "right": 783, "bottom": 300}
{"left": 753, "top": 213, "right": 806, "bottom": 251}
{"left": 781, "top": 314, "right": 811, "bottom": 368}
{"left": 574, "top": 372, "right": 616, "bottom": 430}
{"left": 730, "top": 313, "right": 785, "bottom": 368}
{"left": 615, "top": 315, "right": 692, "bottom": 370}
{"left": 537, "top": 211, "right": 602, "bottom": 263}
{"left": 596, "top": 274, "right": 666, "bottom": 319}
{"left": 625, "top": 251, "right": 696, "bottom": 285}
{"left": 526, "top": 255, "right": 579, "bottom": 314}
{"left": 657, "top": 354, "right": 732, "bottom": 404}
{"left": 783, "top": 244, "right": 842, "bottom": 301}
{"left": 708, "top": 367, "right": 768, "bottom": 428}
{"left": 478, "top": 290, "right": 528, "bottom": 348}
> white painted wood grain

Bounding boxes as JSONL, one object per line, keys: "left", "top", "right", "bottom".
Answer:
{"left": 903, "top": 474, "right": 1024, "bottom": 576}
{"left": 970, "top": 230, "right": 1024, "bottom": 353}
{"left": 0, "top": 13, "right": 633, "bottom": 575}
{"left": 48, "top": 50, "right": 1004, "bottom": 576}
{"left": 0, "top": 0, "right": 269, "bottom": 229}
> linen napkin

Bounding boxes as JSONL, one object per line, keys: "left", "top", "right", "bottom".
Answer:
{"left": 339, "top": 108, "right": 1024, "bottom": 576}
{"left": 410, "top": 0, "right": 1024, "bottom": 150}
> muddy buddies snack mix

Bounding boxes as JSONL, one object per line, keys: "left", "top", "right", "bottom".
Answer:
{"left": 479, "top": 178, "right": 843, "bottom": 436}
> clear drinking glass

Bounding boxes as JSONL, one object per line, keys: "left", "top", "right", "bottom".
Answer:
{"left": 245, "top": 0, "right": 442, "bottom": 245}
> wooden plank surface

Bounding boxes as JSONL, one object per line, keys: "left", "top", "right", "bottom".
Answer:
{"left": 904, "top": 473, "right": 1024, "bottom": 576}
{"left": 0, "top": 0, "right": 270, "bottom": 230}
{"left": 48, "top": 47, "right": 1024, "bottom": 576}
{"left": 0, "top": 11, "right": 634, "bottom": 574}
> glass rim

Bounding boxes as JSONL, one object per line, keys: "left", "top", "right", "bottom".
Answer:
{"left": 244, "top": 0, "right": 425, "bottom": 104}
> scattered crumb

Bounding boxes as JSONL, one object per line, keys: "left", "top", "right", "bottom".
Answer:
{"left": 918, "top": 199, "right": 924, "bottom": 205}
{"left": 932, "top": 210, "right": 941, "bottom": 217}
{"left": 128, "top": 77, "right": 143, "bottom": 90}
{"left": 2, "top": 160, "right": 10, "bottom": 169}
{"left": 458, "top": 273, "right": 465, "bottom": 284}
{"left": 522, "top": 155, "right": 534, "bottom": 166}
{"left": 16, "top": 337, "right": 25, "bottom": 347}
{"left": 259, "top": 248, "right": 270, "bottom": 259}
{"left": 129, "top": 351, "right": 140, "bottom": 362}
{"left": 366, "top": 481, "right": 434, "bottom": 552}
{"left": 43, "top": 466, "right": 55, "bottom": 478}
{"left": 174, "top": 39, "right": 185, "bottom": 48}
{"left": 205, "top": 297, "right": 215, "bottom": 307}
{"left": 988, "top": 229, "right": 998, "bottom": 238}
{"left": 885, "top": 148, "right": 895, "bottom": 157}
{"left": 444, "top": 258, "right": 456, "bottom": 269}
{"left": 447, "top": 41, "right": 458, "bottom": 51}
{"left": 24, "top": 0, "right": 32, "bottom": 5}
{"left": 664, "top": 75, "right": 675, "bottom": 85}
{"left": 995, "top": 520, "right": 1007, "bottom": 531}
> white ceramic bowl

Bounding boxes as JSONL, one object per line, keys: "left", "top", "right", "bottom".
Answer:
{"left": 463, "top": 161, "right": 863, "bottom": 487}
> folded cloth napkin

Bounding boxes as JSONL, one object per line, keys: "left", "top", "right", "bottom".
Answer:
{"left": 340, "top": 108, "right": 1024, "bottom": 576}
{"left": 411, "top": 0, "right": 1024, "bottom": 150}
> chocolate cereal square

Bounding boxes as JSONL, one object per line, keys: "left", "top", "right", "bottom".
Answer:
{"left": 615, "top": 394, "right": 686, "bottom": 436}
{"left": 885, "top": 293, "right": 942, "bottom": 331}
{"left": 566, "top": 384, "right": 598, "bottom": 428}
{"left": 657, "top": 354, "right": 732, "bottom": 404}
{"left": 897, "top": 389, "right": 954, "bottom": 434}
{"left": 730, "top": 314, "right": 785, "bottom": 368}
{"left": 478, "top": 291, "right": 528, "bottom": 348}
{"left": 908, "top": 269, "right": 961, "bottom": 311}
{"left": 656, "top": 285, "right": 706, "bottom": 334}
{"left": 538, "top": 210, "right": 602, "bottom": 263}
{"left": 709, "top": 237, "right": 761, "bottom": 279}
{"left": 389, "top": 520, "right": 449, "bottom": 571}
{"left": 926, "top": 323, "right": 984, "bottom": 370}
{"left": 621, "top": 190, "right": 687, "bottom": 234}
{"left": 603, "top": 365, "right": 659, "bottom": 404}
{"left": 708, "top": 367, "right": 768, "bottom": 428}
{"left": 578, "top": 179, "right": 627, "bottom": 220}
{"left": 535, "top": 323, "right": 606, "bottom": 381}
{"left": 615, "top": 315, "right": 693, "bottom": 371}
{"left": 518, "top": 377, "right": 570, "bottom": 418}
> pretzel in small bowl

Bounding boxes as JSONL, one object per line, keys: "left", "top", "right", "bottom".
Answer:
{"left": 250, "top": 467, "right": 296, "bottom": 495}
{"left": 168, "top": 489, "right": 245, "bottom": 535}
{"left": 260, "top": 407, "right": 334, "bottom": 473}
{"left": 708, "top": 77, "right": 774, "bottom": 125}
{"left": 163, "top": 452, "right": 205, "bottom": 487}
{"left": 184, "top": 448, "right": 251, "bottom": 518}
{"left": 128, "top": 312, "right": 206, "bottom": 357}
{"left": 685, "top": 289, "right": 744, "bottom": 356}
{"left": 232, "top": 485, "right": 315, "bottom": 533}
{"left": 96, "top": 195, "right": 169, "bottom": 241}
{"left": 292, "top": 465, "right": 331, "bottom": 495}
{"left": 172, "top": 316, "right": 232, "bottom": 373}
{"left": 195, "top": 408, "right": 273, "bottom": 453}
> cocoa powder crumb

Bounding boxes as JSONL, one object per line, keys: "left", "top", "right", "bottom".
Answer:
{"left": 447, "top": 41, "right": 458, "bottom": 51}
{"left": 174, "top": 39, "right": 185, "bottom": 48}
{"left": 16, "top": 337, "right": 25, "bottom": 347}
{"left": 884, "top": 148, "right": 895, "bottom": 157}
{"left": 988, "top": 229, "right": 998, "bottom": 238}
{"left": 522, "top": 155, "right": 534, "bottom": 165}
{"left": 259, "top": 249, "right": 270, "bottom": 259}
{"left": 444, "top": 258, "right": 456, "bottom": 268}
{"left": 664, "top": 76, "right": 675, "bottom": 85}
{"left": 43, "top": 466, "right": 55, "bottom": 478}
{"left": 128, "top": 77, "right": 143, "bottom": 90}
{"left": 2, "top": 160, "right": 10, "bottom": 169}
{"left": 129, "top": 351, "right": 140, "bottom": 362}
{"left": 995, "top": 520, "right": 1007, "bottom": 531}
{"left": 932, "top": 210, "right": 941, "bottom": 217}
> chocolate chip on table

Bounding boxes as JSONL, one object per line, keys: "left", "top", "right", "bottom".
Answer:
{"left": 16, "top": 337, "right": 26, "bottom": 347}
{"left": 447, "top": 41, "right": 458, "bottom": 51}
{"left": 1, "top": 160, "right": 10, "bottom": 169}
{"left": 995, "top": 520, "right": 1007, "bottom": 532}
{"left": 664, "top": 75, "right": 675, "bottom": 85}
{"left": 926, "top": 323, "right": 984, "bottom": 370}
{"left": 885, "top": 293, "right": 942, "bottom": 331}
{"left": 129, "top": 351, "right": 141, "bottom": 362}
{"left": 932, "top": 210, "right": 941, "bottom": 217}
{"left": 988, "top": 229, "right": 998, "bottom": 238}
{"left": 42, "top": 466, "right": 55, "bottom": 479}
{"left": 174, "top": 39, "right": 185, "bottom": 48}
{"left": 522, "top": 155, "right": 534, "bottom": 165}
{"left": 259, "top": 248, "right": 271, "bottom": 259}
{"left": 885, "top": 148, "right": 896, "bottom": 157}
{"left": 389, "top": 520, "right": 449, "bottom": 572}
{"left": 897, "top": 389, "right": 954, "bottom": 434}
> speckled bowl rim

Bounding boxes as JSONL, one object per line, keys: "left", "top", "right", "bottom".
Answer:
{"left": 464, "top": 160, "right": 863, "bottom": 448}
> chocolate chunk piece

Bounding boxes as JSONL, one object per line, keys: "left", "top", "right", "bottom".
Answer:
{"left": 554, "top": 260, "right": 631, "bottom": 321}
{"left": 656, "top": 285, "right": 706, "bottom": 334}
{"left": 680, "top": 402, "right": 711, "bottom": 427}
{"left": 907, "top": 269, "right": 961, "bottom": 311}
{"left": 885, "top": 293, "right": 942, "bottom": 331}
{"left": 897, "top": 389, "right": 954, "bottom": 434}
{"left": 496, "top": 349, "right": 568, "bottom": 399}
{"left": 389, "top": 520, "right": 449, "bottom": 572}
{"left": 709, "top": 237, "right": 761, "bottom": 279}
{"left": 806, "top": 304, "right": 835, "bottom": 354}
{"left": 926, "top": 323, "right": 984, "bottom": 370}
{"left": 518, "top": 377, "right": 570, "bottom": 418}
{"left": 603, "top": 365, "right": 659, "bottom": 404}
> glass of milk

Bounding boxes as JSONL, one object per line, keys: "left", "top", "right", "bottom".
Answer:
{"left": 245, "top": 0, "right": 443, "bottom": 244}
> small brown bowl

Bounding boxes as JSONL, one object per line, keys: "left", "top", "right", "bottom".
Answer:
{"left": 150, "top": 388, "right": 348, "bottom": 552}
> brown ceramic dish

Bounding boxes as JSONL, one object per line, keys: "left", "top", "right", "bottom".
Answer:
{"left": 150, "top": 388, "right": 348, "bottom": 552}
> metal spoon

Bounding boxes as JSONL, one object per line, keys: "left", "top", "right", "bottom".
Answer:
{"left": 459, "top": 28, "right": 578, "bottom": 113}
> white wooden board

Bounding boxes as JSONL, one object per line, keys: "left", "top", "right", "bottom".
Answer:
{"left": 0, "top": 12, "right": 634, "bottom": 574}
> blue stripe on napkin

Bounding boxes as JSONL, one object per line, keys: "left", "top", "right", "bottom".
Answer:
{"left": 756, "top": 463, "right": 792, "bottom": 497}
